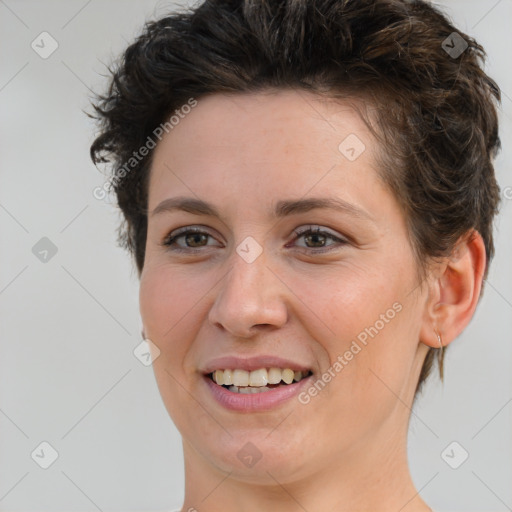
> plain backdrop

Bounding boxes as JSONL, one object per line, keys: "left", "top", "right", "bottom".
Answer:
{"left": 0, "top": 0, "right": 511, "bottom": 511}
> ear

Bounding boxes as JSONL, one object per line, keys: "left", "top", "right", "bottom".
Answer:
{"left": 420, "top": 230, "right": 486, "bottom": 348}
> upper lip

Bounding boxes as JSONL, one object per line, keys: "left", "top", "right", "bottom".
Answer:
{"left": 201, "top": 355, "right": 313, "bottom": 374}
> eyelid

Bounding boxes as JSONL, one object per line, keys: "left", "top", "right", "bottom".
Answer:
{"left": 293, "top": 225, "right": 344, "bottom": 239}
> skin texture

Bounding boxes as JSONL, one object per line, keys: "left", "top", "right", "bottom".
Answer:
{"left": 139, "top": 89, "right": 485, "bottom": 512}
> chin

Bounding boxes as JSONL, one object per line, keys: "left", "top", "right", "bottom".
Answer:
{"left": 196, "top": 426, "right": 312, "bottom": 483}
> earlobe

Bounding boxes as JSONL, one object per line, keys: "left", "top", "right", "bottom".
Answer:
{"left": 420, "top": 230, "right": 486, "bottom": 349}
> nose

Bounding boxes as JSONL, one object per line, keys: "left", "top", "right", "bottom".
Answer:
{"left": 208, "top": 245, "right": 288, "bottom": 338}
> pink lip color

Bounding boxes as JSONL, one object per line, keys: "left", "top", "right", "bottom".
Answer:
{"left": 203, "top": 374, "right": 312, "bottom": 412}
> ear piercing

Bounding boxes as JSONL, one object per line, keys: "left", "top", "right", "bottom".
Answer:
{"left": 435, "top": 329, "right": 443, "bottom": 356}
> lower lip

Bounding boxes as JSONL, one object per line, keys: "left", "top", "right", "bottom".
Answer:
{"left": 203, "top": 374, "right": 312, "bottom": 412}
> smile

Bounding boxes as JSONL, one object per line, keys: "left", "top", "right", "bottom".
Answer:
{"left": 204, "top": 368, "right": 313, "bottom": 412}
{"left": 209, "top": 367, "right": 312, "bottom": 393}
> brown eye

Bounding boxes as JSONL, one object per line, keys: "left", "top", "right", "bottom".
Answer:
{"left": 292, "top": 226, "right": 348, "bottom": 252}
{"left": 182, "top": 232, "right": 208, "bottom": 248}
{"left": 162, "top": 227, "right": 221, "bottom": 252}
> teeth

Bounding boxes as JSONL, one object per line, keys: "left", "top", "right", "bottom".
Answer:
{"left": 213, "top": 370, "right": 224, "bottom": 385}
{"left": 268, "top": 367, "right": 282, "bottom": 384}
{"left": 228, "top": 384, "right": 271, "bottom": 394}
{"left": 249, "top": 368, "right": 268, "bottom": 386}
{"left": 282, "top": 368, "right": 294, "bottom": 384}
{"left": 211, "top": 367, "right": 310, "bottom": 387}
{"left": 223, "top": 369, "right": 233, "bottom": 385}
{"left": 233, "top": 369, "right": 249, "bottom": 387}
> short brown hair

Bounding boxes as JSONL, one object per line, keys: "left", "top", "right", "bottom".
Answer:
{"left": 90, "top": 0, "right": 501, "bottom": 396}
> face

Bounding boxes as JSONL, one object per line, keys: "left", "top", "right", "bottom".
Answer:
{"left": 139, "top": 89, "right": 429, "bottom": 484}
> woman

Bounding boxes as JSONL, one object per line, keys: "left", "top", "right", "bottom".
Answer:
{"left": 90, "top": 0, "right": 501, "bottom": 510}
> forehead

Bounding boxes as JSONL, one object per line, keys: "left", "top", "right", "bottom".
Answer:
{"left": 158, "top": 89, "right": 372, "bottom": 153}
{"left": 148, "top": 89, "right": 382, "bottom": 204}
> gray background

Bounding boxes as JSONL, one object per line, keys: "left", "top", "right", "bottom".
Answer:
{"left": 0, "top": 0, "right": 510, "bottom": 511}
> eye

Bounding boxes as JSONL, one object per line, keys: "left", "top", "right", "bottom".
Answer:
{"left": 161, "top": 225, "right": 348, "bottom": 254}
{"left": 290, "top": 225, "right": 348, "bottom": 253}
{"left": 162, "top": 226, "right": 222, "bottom": 252}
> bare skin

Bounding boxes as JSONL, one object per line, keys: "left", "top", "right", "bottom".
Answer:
{"left": 139, "top": 89, "right": 485, "bottom": 512}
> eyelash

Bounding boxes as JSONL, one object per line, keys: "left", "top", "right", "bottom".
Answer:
{"left": 161, "top": 225, "right": 348, "bottom": 254}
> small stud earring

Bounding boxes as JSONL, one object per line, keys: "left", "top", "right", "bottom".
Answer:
{"left": 434, "top": 329, "right": 445, "bottom": 380}
{"left": 435, "top": 329, "right": 443, "bottom": 354}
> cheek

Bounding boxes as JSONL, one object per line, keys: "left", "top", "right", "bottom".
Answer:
{"left": 139, "top": 262, "right": 220, "bottom": 381}
{"left": 139, "top": 265, "right": 203, "bottom": 424}
{"left": 139, "top": 265, "right": 195, "bottom": 383}
{"left": 139, "top": 263, "right": 202, "bottom": 339}
{"left": 296, "top": 262, "right": 419, "bottom": 410}
{"left": 288, "top": 261, "right": 401, "bottom": 347}
{"left": 139, "top": 268, "right": 171, "bottom": 339}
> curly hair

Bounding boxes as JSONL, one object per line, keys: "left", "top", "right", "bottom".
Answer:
{"left": 89, "top": 0, "right": 501, "bottom": 397}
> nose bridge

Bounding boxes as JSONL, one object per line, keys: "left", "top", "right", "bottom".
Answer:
{"left": 208, "top": 236, "right": 287, "bottom": 335}
{"left": 232, "top": 236, "right": 269, "bottom": 294}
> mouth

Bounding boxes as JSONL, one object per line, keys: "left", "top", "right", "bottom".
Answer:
{"left": 201, "top": 356, "right": 315, "bottom": 411}
{"left": 207, "top": 367, "right": 313, "bottom": 394}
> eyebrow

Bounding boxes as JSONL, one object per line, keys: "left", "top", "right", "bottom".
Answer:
{"left": 151, "top": 196, "right": 373, "bottom": 221}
